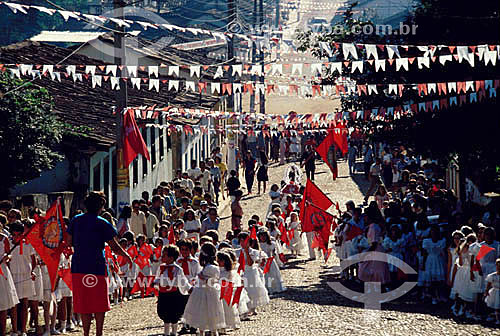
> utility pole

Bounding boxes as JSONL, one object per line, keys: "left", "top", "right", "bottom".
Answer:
{"left": 226, "top": 0, "right": 237, "bottom": 172}
{"left": 258, "top": 0, "right": 265, "bottom": 114}
{"left": 114, "top": 0, "right": 130, "bottom": 212}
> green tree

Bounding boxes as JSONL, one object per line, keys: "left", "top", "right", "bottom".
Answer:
{"left": 0, "top": 72, "right": 64, "bottom": 198}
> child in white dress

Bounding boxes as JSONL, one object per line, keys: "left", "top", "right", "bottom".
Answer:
{"left": 448, "top": 230, "right": 464, "bottom": 310}
{"left": 10, "top": 222, "right": 37, "bottom": 335}
{"left": 55, "top": 252, "right": 73, "bottom": 333}
{"left": 183, "top": 242, "right": 225, "bottom": 333}
{"left": 217, "top": 251, "right": 241, "bottom": 332}
{"left": 484, "top": 258, "right": 500, "bottom": 325}
{"left": 452, "top": 234, "right": 482, "bottom": 319}
{"left": 422, "top": 226, "right": 446, "bottom": 304}
{"left": 0, "top": 232, "right": 19, "bottom": 336}
{"left": 287, "top": 212, "right": 304, "bottom": 256}
{"left": 257, "top": 231, "right": 286, "bottom": 294}
{"left": 236, "top": 232, "right": 269, "bottom": 314}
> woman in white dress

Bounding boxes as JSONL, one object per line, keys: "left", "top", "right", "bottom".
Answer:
{"left": 257, "top": 230, "right": 286, "bottom": 294}
{"left": 183, "top": 243, "right": 225, "bottom": 333}
{"left": 0, "top": 232, "right": 19, "bottom": 336}
{"left": 422, "top": 226, "right": 446, "bottom": 305}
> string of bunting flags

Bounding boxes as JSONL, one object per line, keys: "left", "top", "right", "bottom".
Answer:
{"left": 134, "top": 88, "right": 498, "bottom": 136}
{"left": 3, "top": 63, "right": 498, "bottom": 98}
{"left": 2, "top": 1, "right": 500, "bottom": 62}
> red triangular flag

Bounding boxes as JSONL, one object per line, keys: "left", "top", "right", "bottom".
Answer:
{"left": 220, "top": 280, "right": 233, "bottom": 305}
{"left": 168, "top": 226, "right": 176, "bottom": 245}
{"left": 237, "top": 251, "right": 245, "bottom": 274}
{"left": 316, "top": 126, "right": 348, "bottom": 180}
{"left": 250, "top": 226, "right": 257, "bottom": 240}
{"left": 263, "top": 256, "right": 274, "bottom": 274}
{"left": 231, "top": 286, "right": 244, "bottom": 306}
{"left": 58, "top": 268, "right": 73, "bottom": 291}
{"left": 476, "top": 245, "right": 495, "bottom": 261}
{"left": 122, "top": 109, "right": 150, "bottom": 168}
{"left": 27, "top": 200, "right": 66, "bottom": 291}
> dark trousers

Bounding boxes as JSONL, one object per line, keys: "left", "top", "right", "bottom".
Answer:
{"left": 245, "top": 172, "right": 254, "bottom": 192}
{"left": 306, "top": 167, "right": 315, "bottom": 181}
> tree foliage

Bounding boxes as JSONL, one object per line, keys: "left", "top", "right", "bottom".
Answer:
{"left": 296, "top": 1, "right": 500, "bottom": 191}
{"left": 0, "top": 72, "right": 65, "bottom": 197}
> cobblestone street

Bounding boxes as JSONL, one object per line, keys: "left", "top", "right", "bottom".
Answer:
{"left": 96, "top": 161, "right": 499, "bottom": 336}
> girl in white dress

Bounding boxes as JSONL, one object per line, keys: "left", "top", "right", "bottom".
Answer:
{"left": 217, "top": 251, "right": 241, "bottom": 332}
{"left": 0, "top": 232, "right": 19, "bottom": 336}
{"left": 236, "top": 232, "right": 269, "bottom": 314}
{"left": 55, "top": 252, "right": 73, "bottom": 333}
{"left": 383, "top": 225, "right": 405, "bottom": 284}
{"left": 183, "top": 242, "right": 225, "bottom": 333}
{"left": 287, "top": 212, "right": 304, "bottom": 256}
{"left": 452, "top": 234, "right": 482, "bottom": 319}
{"left": 9, "top": 222, "right": 37, "bottom": 336}
{"left": 422, "top": 226, "right": 446, "bottom": 305}
{"left": 484, "top": 258, "right": 500, "bottom": 325}
{"left": 257, "top": 231, "right": 286, "bottom": 294}
{"left": 183, "top": 209, "right": 201, "bottom": 242}
{"left": 448, "top": 231, "right": 464, "bottom": 308}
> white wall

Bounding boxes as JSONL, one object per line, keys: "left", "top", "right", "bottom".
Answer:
{"left": 181, "top": 117, "right": 212, "bottom": 172}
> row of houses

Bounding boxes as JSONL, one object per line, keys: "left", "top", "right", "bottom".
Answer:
{"left": 0, "top": 33, "right": 228, "bottom": 213}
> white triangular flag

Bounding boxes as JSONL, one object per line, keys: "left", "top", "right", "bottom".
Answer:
{"left": 9, "top": 68, "right": 21, "bottom": 78}
{"left": 108, "top": 17, "right": 130, "bottom": 28}
{"left": 82, "top": 14, "right": 107, "bottom": 23}
{"left": 367, "top": 84, "right": 378, "bottom": 95}
{"left": 211, "top": 82, "right": 221, "bottom": 94}
{"left": 5, "top": 2, "right": 28, "bottom": 14}
{"left": 131, "top": 78, "right": 141, "bottom": 90}
{"left": 126, "top": 65, "right": 137, "bottom": 77}
{"left": 311, "top": 63, "right": 322, "bottom": 76}
{"left": 331, "top": 62, "right": 342, "bottom": 74}
{"left": 319, "top": 41, "right": 333, "bottom": 57}
{"left": 428, "top": 83, "right": 436, "bottom": 94}
{"left": 365, "top": 44, "right": 378, "bottom": 59}
{"left": 19, "top": 64, "right": 32, "bottom": 76}
{"left": 186, "top": 81, "right": 195, "bottom": 92}
{"left": 32, "top": 6, "right": 56, "bottom": 15}
{"left": 148, "top": 66, "right": 158, "bottom": 77}
{"left": 351, "top": 61, "right": 363, "bottom": 73}
{"left": 43, "top": 65, "right": 54, "bottom": 76}
{"left": 417, "top": 57, "right": 430, "bottom": 69}
{"left": 214, "top": 66, "right": 223, "bottom": 79}
{"left": 388, "top": 84, "right": 397, "bottom": 95}
{"left": 342, "top": 43, "right": 358, "bottom": 59}
{"left": 395, "top": 58, "right": 409, "bottom": 71}
{"left": 85, "top": 65, "right": 96, "bottom": 76}
{"left": 232, "top": 64, "right": 242, "bottom": 77}
{"left": 374, "top": 59, "right": 385, "bottom": 72}
{"left": 477, "top": 45, "right": 487, "bottom": 61}
{"left": 58, "top": 10, "right": 80, "bottom": 22}
{"left": 190, "top": 65, "right": 201, "bottom": 78}
{"left": 65, "top": 65, "right": 76, "bottom": 77}
{"left": 168, "top": 65, "right": 179, "bottom": 77}
{"left": 291, "top": 63, "right": 303, "bottom": 76}
{"left": 110, "top": 77, "right": 120, "bottom": 90}
{"left": 271, "top": 63, "right": 283, "bottom": 76}
{"left": 484, "top": 50, "right": 497, "bottom": 66}
{"left": 465, "top": 81, "right": 474, "bottom": 92}
{"left": 448, "top": 82, "right": 457, "bottom": 93}
{"left": 386, "top": 45, "right": 400, "bottom": 59}
{"left": 92, "top": 75, "right": 102, "bottom": 88}
{"left": 106, "top": 65, "right": 117, "bottom": 77}
{"left": 233, "top": 83, "right": 242, "bottom": 93}
{"left": 251, "top": 65, "right": 263, "bottom": 76}
{"left": 169, "top": 80, "right": 179, "bottom": 91}
{"left": 149, "top": 78, "right": 159, "bottom": 92}
{"left": 439, "top": 55, "right": 452, "bottom": 65}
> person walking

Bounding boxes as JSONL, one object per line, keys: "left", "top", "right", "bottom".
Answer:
{"left": 257, "top": 147, "right": 269, "bottom": 194}
{"left": 67, "top": 192, "right": 132, "bottom": 336}
{"left": 242, "top": 151, "right": 257, "bottom": 194}
{"left": 364, "top": 157, "right": 382, "bottom": 204}
{"left": 300, "top": 145, "right": 316, "bottom": 181}
{"left": 348, "top": 143, "right": 357, "bottom": 175}
{"left": 363, "top": 144, "right": 374, "bottom": 179}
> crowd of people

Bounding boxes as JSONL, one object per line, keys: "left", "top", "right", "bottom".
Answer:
{"left": 335, "top": 142, "right": 500, "bottom": 324}
{"left": 1, "top": 138, "right": 500, "bottom": 336}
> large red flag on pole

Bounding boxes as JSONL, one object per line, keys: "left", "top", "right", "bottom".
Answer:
{"left": 123, "top": 108, "right": 150, "bottom": 168}
{"left": 299, "top": 179, "right": 336, "bottom": 253}
{"left": 316, "top": 126, "right": 348, "bottom": 180}
{"left": 27, "top": 199, "right": 66, "bottom": 291}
